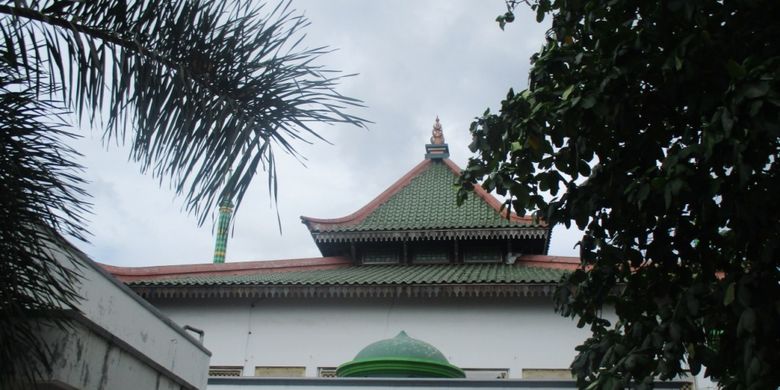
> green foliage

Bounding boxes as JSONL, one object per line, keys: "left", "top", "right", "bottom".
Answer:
{"left": 461, "top": 1, "right": 779, "bottom": 388}
{"left": 0, "top": 0, "right": 366, "bottom": 387}
{"left": 0, "top": 65, "right": 85, "bottom": 388}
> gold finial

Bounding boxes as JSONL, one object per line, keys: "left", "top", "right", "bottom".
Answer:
{"left": 430, "top": 116, "right": 445, "bottom": 145}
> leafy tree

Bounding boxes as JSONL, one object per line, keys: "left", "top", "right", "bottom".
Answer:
{"left": 459, "top": 0, "right": 779, "bottom": 388}
{"left": 0, "top": 0, "right": 366, "bottom": 387}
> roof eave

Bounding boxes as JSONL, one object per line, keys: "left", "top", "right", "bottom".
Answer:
{"left": 129, "top": 282, "right": 561, "bottom": 300}
{"left": 309, "top": 227, "right": 550, "bottom": 243}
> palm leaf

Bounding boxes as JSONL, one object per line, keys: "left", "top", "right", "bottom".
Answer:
{"left": 1, "top": 0, "right": 368, "bottom": 222}
{"left": 0, "top": 63, "right": 86, "bottom": 388}
{"left": 0, "top": 0, "right": 368, "bottom": 386}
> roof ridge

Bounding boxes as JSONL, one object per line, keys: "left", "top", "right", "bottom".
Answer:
{"left": 439, "top": 159, "right": 532, "bottom": 223}
{"left": 101, "top": 256, "right": 352, "bottom": 282}
{"left": 300, "top": 159, "right": 433, "bottom": 227}
{"left": 301, "top": 158, "right": 536, "bottom": 233}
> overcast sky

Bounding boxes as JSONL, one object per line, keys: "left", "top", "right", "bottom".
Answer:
{"left": 71, "top": 1, "right": 583, "bottom": 267}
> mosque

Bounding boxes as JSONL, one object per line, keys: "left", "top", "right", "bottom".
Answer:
{"left": 102, "top": 119, "right": 695, "bottom": 389}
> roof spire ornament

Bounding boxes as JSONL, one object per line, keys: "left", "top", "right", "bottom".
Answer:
{"left": 425, "top": 116, "right": 449, "bottom": 159}
{"left": 430, "top": 116, "right": 445, "bottom": 145}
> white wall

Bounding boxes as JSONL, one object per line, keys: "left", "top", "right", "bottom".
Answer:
{"left": 37, "top": 238, "right": 211, "bottom": 389}
{"left": 153, "top": 296, "right": 592, "bottom": 380}
{"left": 40, "top": 322, "right": 185, "bottom": 390}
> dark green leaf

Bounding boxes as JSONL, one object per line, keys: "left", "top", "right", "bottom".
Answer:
{"left": 743, "top": 81, "right": 770, "bottom": 99}
{"left": 724, "top": 282, "right": 735, "bottom": 306}
{"left": 725, "top": 60, "right": 746, "bottom": 79}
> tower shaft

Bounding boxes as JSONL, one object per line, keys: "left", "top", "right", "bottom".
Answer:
{"left": 213, "top": 200, "right": 233, "bottom": 264}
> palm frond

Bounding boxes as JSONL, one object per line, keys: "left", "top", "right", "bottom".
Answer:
{"left": 0, "top": 61, "right": 86, "bottom": 388}
{"left": 1, "top": 0, "right": 368, "bottom": 222}
{"left": 0, "top": 0, "right": 368, "bottom": 386}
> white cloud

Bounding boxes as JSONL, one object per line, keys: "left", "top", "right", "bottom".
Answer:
{"left": 70, "top": 1, "right": 581, "bottom": 266}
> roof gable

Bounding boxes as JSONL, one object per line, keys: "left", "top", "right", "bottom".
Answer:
{"left": 301, "top": 159, "right": 540, "bottom": 233}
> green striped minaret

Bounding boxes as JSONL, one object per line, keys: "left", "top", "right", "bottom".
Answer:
{"left": 212, "top": 198, "right": 234, "bottom": 264}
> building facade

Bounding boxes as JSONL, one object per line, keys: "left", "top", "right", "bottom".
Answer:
{"left": 104, "top": 119, "right": 695, "bottom": 389}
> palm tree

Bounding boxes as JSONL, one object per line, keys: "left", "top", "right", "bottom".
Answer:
{"left": 0, "top": 0, "right": 367, "bottom": 386}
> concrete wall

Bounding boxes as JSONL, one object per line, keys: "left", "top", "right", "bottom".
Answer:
{"left": 39, "top": 321, "right": 186, "bottom": 390}
{"left": 36, "top": 238, "right": 211, "bottom": 390}
{"left": 152, "top": 296, "right": 590, "bottom": 380}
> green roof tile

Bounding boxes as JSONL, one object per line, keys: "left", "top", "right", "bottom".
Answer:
{"left": 323, "top": 161, "right": 531, "bottom": 232}
{"left": 128, "top": 263, "right": 567, "bottom": 287}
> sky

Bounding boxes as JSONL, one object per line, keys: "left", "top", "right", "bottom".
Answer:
{"left": 71, "top": 1, "right": 583, "bottom": 267}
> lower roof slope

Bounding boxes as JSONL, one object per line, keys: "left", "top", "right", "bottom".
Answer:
{"left": 126, "top": 263, "right": 568, "bottom": 287}
{"left": 102, "top": 255, "right": 579, "bottom": 300}
{"left": 104, "top": 255, "right": 579, "bottom": 299}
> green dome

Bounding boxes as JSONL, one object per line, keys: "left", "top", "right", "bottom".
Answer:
{"left": 336, "top": 331, "right": 465, "bottom": 378}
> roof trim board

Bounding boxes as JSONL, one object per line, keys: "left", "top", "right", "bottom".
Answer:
{"left": 102, "top": 256, "right": 352, "bottom": 283}
{"left": 128, "top": 283, "right": 562, "bottom": 300}
{"left": 104, "top": 255, "right": 579, "bottom": 283}
{"left": 300, "top": 159, "right": 538, "bottom": 232}
{"left": 301, "top": 159, "right": 432, "bottom": 226}
{"left": 309, "top": 227, "right": 549, "bottom": 243}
